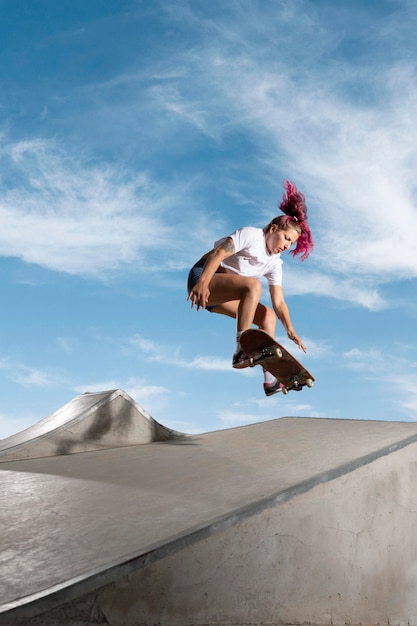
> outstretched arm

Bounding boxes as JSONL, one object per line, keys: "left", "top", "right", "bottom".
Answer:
{"left": 187, "top": 237, "right": 235, "bottom": 310}
{"left": 269, "top": 284, "right": 306, "bottom": 352}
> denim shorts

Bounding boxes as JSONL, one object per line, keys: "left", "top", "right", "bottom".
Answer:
{"left": 187, "top": 260, "right": 219, "bottom": 312}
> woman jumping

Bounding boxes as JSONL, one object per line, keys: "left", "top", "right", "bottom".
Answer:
{"left": 187, "top": 180, "right": 314, "bottom": 397}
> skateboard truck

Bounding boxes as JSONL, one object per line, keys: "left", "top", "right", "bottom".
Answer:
{"left": 248, "top": 345, "right": 283, "bottom": 367}
{"left": 240, "top": 329, "right": 315, "bottom": 395}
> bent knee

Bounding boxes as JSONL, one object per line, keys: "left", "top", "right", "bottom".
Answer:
{"left": 245, "top": 277, "right": 263, "bottom": 298}
{"left": 263, "top": 306, "right": 276, "bottom": 328}
{"left": 255, "top": 304, "right": 276, "bottom": 333}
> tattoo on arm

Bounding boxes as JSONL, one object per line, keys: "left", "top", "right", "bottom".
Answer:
{"left": 220, "top": 237, "right": 235, "bottom": 255}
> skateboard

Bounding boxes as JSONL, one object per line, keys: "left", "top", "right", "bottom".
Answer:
{"left": 240, "top": 329, "right": 315, "bottom": 394}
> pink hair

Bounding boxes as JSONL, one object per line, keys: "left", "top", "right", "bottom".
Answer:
{"left": 264, "top": 180, "right": 314, "bottom": 261}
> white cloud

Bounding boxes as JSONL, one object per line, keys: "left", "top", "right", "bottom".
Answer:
{"left": 0, "top": 356, "right": 64, "bottom": 389}
{"left": 129, "top": 335, "right": 159, "bottom": 353}
{"left": 282, "top": 268, "right": 387, "bottom": 311}
{"left": 344, "top": 346, "right": 417, "bottom": 419}
{"left": 177, "top": 355, "right": 233, "bottom": 371}
{"left": 343, "top": 347, "right": 385, "bottom": 373}
{"left": 218, "top": 409, "right": 267, "bottom": 426}
{"left": 0, "top": 138, "right": 206, "bottom": 277}
{"left": 125, "top": 381, "right": 169, "bottom": 403}
{"left": 11, "top": 367, "right": 59, "bottom": 388}
{"left": 130, "top": 333, "right": 235, "bottom": 372}
{"left": 397, "top": 381, "right": 417, "bottom": 414}
{"left": 56, "top": 337, "right": 78, "bottom": 353}
{"left": 273, "top": 334, "right": 331, "bottom": 361}
{"left": 74, "top": 378, "right": 169, "bottom": 402}
{"left": 131, "top": 331, "right": 324, "bottom": 374}
{"left": 218, "top": 399, "right": 325, "bottom": 424}
{"left": 0, "top": 413, "right": 39, "bottom": 440}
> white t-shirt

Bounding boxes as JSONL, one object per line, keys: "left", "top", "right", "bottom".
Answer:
{"left": 215, "top": 226, "right": 283, "bottom": 286}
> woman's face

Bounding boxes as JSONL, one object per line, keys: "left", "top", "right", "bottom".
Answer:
{"left": 265, "top": 225, "right": 299, "bottom": 255}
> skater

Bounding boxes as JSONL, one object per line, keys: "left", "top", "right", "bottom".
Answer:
{"left": 187, "top": 180, "right": 314, "bottom": 396}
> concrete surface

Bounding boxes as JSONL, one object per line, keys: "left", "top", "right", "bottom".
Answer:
{"left": 2, "top": 410, "right": 417, "bottom": 625}
{"left": 0, "top": 389, "right": 183, "bottom": 462}
{"left": 89, "top": 440, "right": 417, "bottom": 626}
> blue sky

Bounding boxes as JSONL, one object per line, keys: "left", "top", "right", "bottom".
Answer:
{"left": 1, "top": 0, "right": 417, "bottom": 438}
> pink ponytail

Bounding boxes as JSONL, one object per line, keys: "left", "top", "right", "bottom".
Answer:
{"left": 277, "top": 180, "right": 314, "bottom": 261}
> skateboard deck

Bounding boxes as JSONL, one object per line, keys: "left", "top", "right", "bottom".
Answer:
{"left": 240, "top": 329, "right": 315, "bottom": 394}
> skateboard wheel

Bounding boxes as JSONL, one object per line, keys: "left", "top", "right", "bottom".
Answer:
{"left": 306, "top": 378, "right": 314, "bottom": 388}
{"left": 282, "top": 387, "right": 289, "bottom": 395}
{"left": 248, "top": 357, "right": 255, "bottom": 367}
{"left": 274, "top": 347, "right": 283, "bottom": 358}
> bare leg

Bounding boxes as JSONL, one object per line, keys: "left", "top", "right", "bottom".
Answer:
{"left": 206, "top": 274, "right": 266, "bottom": 332}
{"left": 212, "top": 300, "right": 276, "bottom": 337}
{"left": 211, "top": 292, "right": 280, "bottom": 390}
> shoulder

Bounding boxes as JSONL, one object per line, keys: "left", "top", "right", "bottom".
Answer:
{"left": 238, "top": 226, "right": 262, "bottom": 236}
{"left": 232, "top": 226, "right": 263, "bottom": 244}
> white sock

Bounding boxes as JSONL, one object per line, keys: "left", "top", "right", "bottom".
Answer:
{"left": 263, "top": 368, "right": 276, "bottom": 385}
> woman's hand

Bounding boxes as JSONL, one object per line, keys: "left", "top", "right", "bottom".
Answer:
{"left": 187, "top": 239, "right": 235, "bottom": 311}
{"left": 187, "top": 281, "right": 210, "bottom": 311}
{"left": 288, "top": 330, "right": 307, "bottom": 353}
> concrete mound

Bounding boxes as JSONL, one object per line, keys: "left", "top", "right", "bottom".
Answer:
{"left": 0, "top": 389, "right": 184, "bottom": 462}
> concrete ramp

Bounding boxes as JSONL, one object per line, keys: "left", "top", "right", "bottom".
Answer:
{"left": 2, "top": 415, "right": 417, "bottom": 625}
{"left": 0, "top": 389, "right": 184, "bottom": 462}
